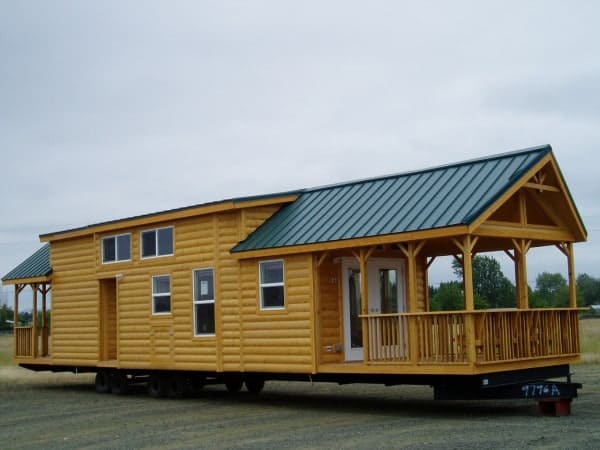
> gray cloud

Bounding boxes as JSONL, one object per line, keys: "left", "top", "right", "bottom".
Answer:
{"left": 1, "top": 1, "right": 599, "bottom": 294}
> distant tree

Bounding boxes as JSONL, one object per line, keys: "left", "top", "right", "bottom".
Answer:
{"left": 577, "top": 274, "right": 600, "bottom": 306}
{"left": 430, "top": 282, "right": 464, "bottom": 311}
{"left": 452, "top": 255, "right": 515, "bottom": 308}
{"left": 533, "top": 272, "right": 568, "bottom": 307}
{"left": 0, "top": 304, "right": 14, "bottom": 331}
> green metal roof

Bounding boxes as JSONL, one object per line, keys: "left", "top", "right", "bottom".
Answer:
{"left": 232, "top": 145, "right": 553, "bottom": 253}
{"left": 2, "top": 244, "right": 52, "bottom": 282}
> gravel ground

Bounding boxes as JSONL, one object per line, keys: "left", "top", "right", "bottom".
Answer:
{"left": 1, "top": 363, "right": 599, "bottom": 449}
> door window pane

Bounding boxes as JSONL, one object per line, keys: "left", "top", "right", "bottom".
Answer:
{"left": 379, "top": 269, "right": 398, "bottom": 314}
{"left": 349, "top": 269, "right": 362, "bottom": 348}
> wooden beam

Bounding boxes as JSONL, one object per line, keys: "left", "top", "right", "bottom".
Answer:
{"left": 316, "top": 251, "right": 330, "bottom": 268}
{"left": 476, "top": 223, "right": 573, "bottom": 241}
{"left": 31, "top": 283, "right": 38, "bottom": 358}
{"left": 357, "top": 248, "right": 372, "bottom": 361}
{"left": 232, "top": 225, "right": 469, "bottom": 260}
{"left": 524, "top": 182, "right": 560, "bottom": 193}
{"left": 557, "top": 243, "right": 577, "bottom": 308}
{"left": 519, "top": 190, "right": 527, "bottom": 227}
{"left": 456, "top": 236, "right": 477, "bottom": 365}
{"left": 512, "top": 239, "right": 531, "bottom": 309}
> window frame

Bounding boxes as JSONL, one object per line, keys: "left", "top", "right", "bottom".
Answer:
{"left": 101, "top": 233, "right": 132, "bottom": 264}
{"left": 140, "top": 226, "right": 174, "bottom": 259}
{"left": 151, "top": 274, "right": 171, "bottom": 315}
{"left": 193, "top": 267, "right": 215, "bottom": 337}
{"left": 259, "top": 259, "right": 285, "bottom": 310}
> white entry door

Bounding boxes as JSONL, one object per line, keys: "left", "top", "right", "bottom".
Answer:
{"left": 342, "top": 258, "right": 406, "bottom": 361}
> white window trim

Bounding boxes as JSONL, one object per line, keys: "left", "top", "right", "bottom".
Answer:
{"left": 151, "top": 274, "right": 171, "bottom": 315}
{"left": 259, "top": 259, "right": 285, "bottom": 310}
{"left": 101, "top": 233, "right": 132, "bottom": 264}
{"left": 140, "top": 226, "right": 174, "bottom": 259}
{"left": 193, "top": 267, "right": 215, "bottom": 337}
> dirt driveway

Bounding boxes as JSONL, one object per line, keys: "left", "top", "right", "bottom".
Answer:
{"left": 1, "top": 363, "right": 599, "bottom": 449}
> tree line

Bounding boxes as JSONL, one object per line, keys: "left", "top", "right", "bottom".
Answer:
{"left": 430, "top": 255, "right": 600, "bottom": 311}
{"left": 0, "top": 306, "right": 50, "bottom": 331}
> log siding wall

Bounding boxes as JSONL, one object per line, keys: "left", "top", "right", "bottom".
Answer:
{"left": 48, "top": 204, "right": 308, "bottom": 372}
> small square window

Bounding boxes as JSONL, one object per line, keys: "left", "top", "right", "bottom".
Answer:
{"left": 102, "top": 234, "right": 131, "bottom": 263}
{"left": 141, "top": 227, "right": 174, "bottom": 258}
{"left": 259, "top": 260, "right": 285, "bottom": 309}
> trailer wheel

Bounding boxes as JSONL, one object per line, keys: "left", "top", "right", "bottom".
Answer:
{"left": 147, "top": 373, "right": 168, "bottom": 398}
{"left": 167, "top": 373, "right": 187, "bottom": 399}
{"left": 225, "top": 377, "right": 243, "bottom": 393}
{"left": 95, "top": 370, "right": 111, "bottom": 393}
{"left": 245, "top": 377, "right": 265, "bottom": 394}
{"left": 111, "top": 371, "right": 130, "bottom": 395}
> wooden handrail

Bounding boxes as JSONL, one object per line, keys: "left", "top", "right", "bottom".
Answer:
{"left": 364, "top": 309, "right": 581, "bottom": 364}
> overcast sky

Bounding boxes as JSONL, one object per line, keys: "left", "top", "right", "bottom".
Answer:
{"left": 1, "top": 1, "right": 599, "bottom": 303}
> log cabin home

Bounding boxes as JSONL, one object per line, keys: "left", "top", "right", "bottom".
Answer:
{"left": 2, "top": 145, "right": 587, "bottom": 413}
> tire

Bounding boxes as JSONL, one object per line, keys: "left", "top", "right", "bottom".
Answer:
{"left": 225, "top": 377, "right": 243, "bottom": 393}
{"left": 167, "top": 373, "right": 187, "bottom": 399}
{"left": 95, "top": 370, "right": 111, "bottom": 393}
{"left": 147, "top": 373, "right": 168, "bottom": 398}
{"left": 111, "top": 371, "right": 130, "bottom": 395}
{"left": 245, "top": 377, "right": 265, "bottom": 394}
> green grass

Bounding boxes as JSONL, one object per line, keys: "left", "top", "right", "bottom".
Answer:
{"left": 0, "top": 334, "right": 12, "bottom": 366}
{"left": 581, "top": 318, "right": 600, "bottom": 363}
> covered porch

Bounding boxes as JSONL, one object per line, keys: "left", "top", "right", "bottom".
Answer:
{"left": 2, "top": 244, "right": 52, "bottom": 361}
{"left": 314, "top": 234, "right": 582, "bottom": 375}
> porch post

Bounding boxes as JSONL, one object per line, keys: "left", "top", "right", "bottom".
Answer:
{"left": 14, "top": 285, "right": 21, "bottom": 357}
{"left": 40, "top": 284, "right": 49, "bottom": 357}
{"left": 398, "top": 241, "right": 425, "bottom": 363}
{"left": 512, "top": 239, "right": 531, "bottom": 309}
{"left": 454, "top": 236, "right": 478, "bottom": 364}
{"left": 31, "top": 283, "right": 38, "bottom": 358}
{"left": 557, "top": 243, "right": 577, "bottom": 308}
{"left": 354, "top": 247, "right": 375, "bottom": 361}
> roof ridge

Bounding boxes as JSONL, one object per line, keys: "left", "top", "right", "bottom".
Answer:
{"left": 303, "top": 144, "right": 552, "bottom": 194}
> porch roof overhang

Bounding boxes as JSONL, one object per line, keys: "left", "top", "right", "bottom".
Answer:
{"left": 231, "top": 145, "right": 587, "bottom": 259}
{"left": 2, "top": 244, "right": 52, "bottom": 285}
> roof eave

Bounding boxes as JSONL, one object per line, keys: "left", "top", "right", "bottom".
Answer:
{"left": 231, "top": 225, "right": 470, "bottom": 259}
{"left": 1, "top": 274, "right": 52, "bottom": 285}
{"left": 40, "top": 193, "right": 300, "bottom": 242}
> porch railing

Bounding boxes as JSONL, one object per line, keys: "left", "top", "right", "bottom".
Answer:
{"left": 14, "top": 326, "right": 51, "bottom": 358}
{"left": 15, "top": 326, "right": 33, "bottom": 357}
{"left": 365, "top": 308, "right": 581, "bottom": 365}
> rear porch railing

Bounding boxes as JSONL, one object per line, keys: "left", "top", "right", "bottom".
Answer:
{"left": 365, "top": 308, "right": 581, "bottom": 365}
{"left": 14, "top": 326, "right": 50, "bottom": 358}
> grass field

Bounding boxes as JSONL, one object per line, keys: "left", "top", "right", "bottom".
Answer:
{"left": 1, "top": 321, "right": 599, "bottom": 449}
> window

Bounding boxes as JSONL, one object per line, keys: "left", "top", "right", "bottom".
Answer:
{"left": 193, "top": 268, "right": 215, "bottom": 336}
{"left": 141, "top": 226, "right": 173, "bottom": 258}
{"left": 152, "top": 275, "right": 171, "bottom": 314}
{"left": 259, "top": 260, "right": 285, "bottom": 309}
{"left": 102, "top": 234, "right": 131, "bottom": 263}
